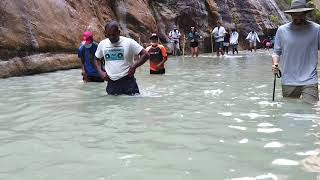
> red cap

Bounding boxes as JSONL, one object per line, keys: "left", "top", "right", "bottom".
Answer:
{"left": 82, "top": 31, "right": 93, "bottom": 45}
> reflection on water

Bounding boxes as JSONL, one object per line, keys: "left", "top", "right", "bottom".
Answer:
{"left": 0, "top": 51, "right": 320, "bottom": 180}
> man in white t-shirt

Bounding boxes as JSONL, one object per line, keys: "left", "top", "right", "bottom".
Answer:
{"left": 94, "top": 21, "right": 150, "bottom": 95}
{"left": 212, "top": 21, "right": 226, "bottom": 56}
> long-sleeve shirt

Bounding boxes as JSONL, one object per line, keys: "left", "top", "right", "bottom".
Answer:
{"left": 230, "top": 32, "right": 239, "bottom": 45}
{"left": 212, "top": 26, "right": 226, "bottom": 42}
{"left": 246, "top": 31, "right": 260, "bottom": 43}
{"left": 273, "top": 21, "right": 320, "bottom": 85}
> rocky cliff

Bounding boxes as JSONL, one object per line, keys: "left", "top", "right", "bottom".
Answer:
{"left": 0, "top": 0, "right": 313, "bottom": 77}
{"left": 0, "top": 0, "right": 291, "bottom": 58}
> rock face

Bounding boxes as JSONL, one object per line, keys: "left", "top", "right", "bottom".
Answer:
{"left": 0, "top": 0, "right": 114, "bottom": 60}
{"left": 0, "top": 53, "right": 80, "bottom": 78}
{"left": 0, "top": 0, "right": 307, "bottom": 77}
{"left": 0, "top": 0, "right": 291, "bottom": 58}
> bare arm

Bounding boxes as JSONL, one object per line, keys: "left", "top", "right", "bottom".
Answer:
{"left": 128, "top": 49, "right": 150, "bottom": 76}
{"left": 157, "top": 47, "right": 168, "bottom": 67}
{"left": 94, "top": 57, "right": 109, "bottom": 81}
{"left": 272, "top": 55, "right": 280, "bottom": 75}
{"left": 80, "top": 63, "right": 88, "bottom": 82}
{"left": 78, "top": 48, "right": 88, "bottom": 81}
{"left": 157, "top": 56, "right": 168, "bottom": 67}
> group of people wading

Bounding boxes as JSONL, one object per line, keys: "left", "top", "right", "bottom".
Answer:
{"left": 78, "top": 0, "right": 320, "bottom": 105}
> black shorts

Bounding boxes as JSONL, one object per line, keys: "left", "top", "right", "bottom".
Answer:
{"left": 216, "top": 41, "right": 223, "bottom": 49}
{"left": 190, "top": 42, "right": 199, "bottom": 48}
{"left": 84, "top": 76, "right": 104, "bottom": 82}
{"left": 150, "top": 69, "right": 165, "bottom": 74}
{"left": 106, "top": 76, "right": 140, "bottom": 95}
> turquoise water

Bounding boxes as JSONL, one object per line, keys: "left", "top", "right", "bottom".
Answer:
{"left": 0, "top": 52, "right": 319, "bottom": 180}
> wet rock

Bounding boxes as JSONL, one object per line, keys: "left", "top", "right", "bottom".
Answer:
{"left": 0, "top": 0, "right": 114, "bottom": 59}
{"left": 0, "top": 0, "right": 296, "bottom": 77}
{"left": 0, "top": 0, "right": 289, "bottom": 57}
{"left": 0, "top": 54, "right": 80, "bottom": 78}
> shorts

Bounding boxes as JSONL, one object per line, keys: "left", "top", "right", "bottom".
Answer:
{"left": 282, "top": 84, "right": 319, "bottom": 104}
{"left": 223, "top": 42, "right": 230, "bottom": 47}
{"left": 215, "top": 41, "right": 223, "bottom": 49}
{"left": 171, "top": 40, "right": 180, "bottom": 50}
{"left": 231, "top": 44, "right": 238, "bottom": 49}
{"left": 190, "top": 42, "right": 199, "bottom": 48}
{"left": 250, "top": 41, "right": 257, "bottom": 47}
{"left": 106, "top": 76, "right": 140, "bottom": 96}
{"left": 150, "top": 68, "right": 165, "bottom": 74}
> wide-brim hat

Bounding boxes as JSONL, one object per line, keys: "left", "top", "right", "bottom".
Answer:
{"left": 284, "top": 0, "right": 314, "bottom": 13}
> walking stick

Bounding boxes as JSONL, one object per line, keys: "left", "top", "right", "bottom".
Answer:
{"left": 272, "top": 65, "right": 282, "bottom": 101}
{"left": 183, "top": 35, "right": 186, "bottom": 57}
{"left": 272, "top": 74, "right": 277, "bottom": 101}
{"left": 211, "top": 33, "right": 214, "bottom": 55}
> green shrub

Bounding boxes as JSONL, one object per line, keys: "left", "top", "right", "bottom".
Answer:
{"left": 269, "top": 15, "right": 282, "bottom": 26}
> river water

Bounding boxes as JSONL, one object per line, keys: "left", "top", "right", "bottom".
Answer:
{"left": 0, "top": 52, "right": 320, "bottom": 180}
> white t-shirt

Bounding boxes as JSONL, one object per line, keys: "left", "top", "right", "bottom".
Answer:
{"left": 95, "top": 36, "right": 143, "bottom": 81}
{"left": 212, "top": 26, "right": 226, "bottom": 42}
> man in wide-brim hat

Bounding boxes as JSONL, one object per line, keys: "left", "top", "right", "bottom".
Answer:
{"left": 272, "top": 0, "right": 320, "bottom": 104}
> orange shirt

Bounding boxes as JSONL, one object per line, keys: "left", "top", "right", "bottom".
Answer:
{"left": 146, "top": 44, "right": 167, "bottom": 71}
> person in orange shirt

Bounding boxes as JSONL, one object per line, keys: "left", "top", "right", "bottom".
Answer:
{"left": 146, "top": 33, "right": 168, "bottom": 74}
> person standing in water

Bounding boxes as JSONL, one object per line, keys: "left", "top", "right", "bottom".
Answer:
{"left": 212, "top": 21, "right": 226, "bottom": 56}
{"left": 246, "top": 30, "right": 260, "bottom": 52}
{"left": 188, "top": 26, "right": 201, "bottom": 58}
{"left": 168, "top": 25, "right": 181, "bottom": 56}
{"left": 94, "top": 21, "right": 150, "bottom": 95}
{"left": 272, "top": 0, "right": 320, "bottom": 104}
{"left": 223, "top": 29, "right": 230, "bottom": 54}
{"left": 230, "top": 28, "right": 239, "bottom": 54}
{"left": 78, "top": 31, "right": 104, "bottom": 82}
{"left": 146, "top": 33, "right": 168, "bottom": 74}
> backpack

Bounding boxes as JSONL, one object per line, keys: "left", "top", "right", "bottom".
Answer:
{"left": 79, "top": 42, "right": 104, "bottom": 68}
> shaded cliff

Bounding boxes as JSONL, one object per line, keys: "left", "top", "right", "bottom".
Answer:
{"left": 1, "top": 0, "right": 317, "bottom": 78}
{"left": 0, "top": 0, "right": 292, "bottom": 59}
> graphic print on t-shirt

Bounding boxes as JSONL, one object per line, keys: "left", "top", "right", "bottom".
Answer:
{"left": 105, "top": 48, "right": 125, "bottom": 61}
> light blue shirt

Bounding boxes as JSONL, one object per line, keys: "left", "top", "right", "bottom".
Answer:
{"left": 273, "top": 21, "right": 320, "bottom": 86}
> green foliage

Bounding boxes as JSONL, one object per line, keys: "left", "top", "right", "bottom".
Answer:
{"left": 312, "top": 9, "right": 320, "bottom": 23}
{"left": 308, "top": 0, "right": 315, "bottom": 8}
{"left": 231, "top": 12, "right": 240, "bottom": 24}
{"left": 307, "top": 0, "right": 320, "bottom": 23}
{"left": 269, "top": 15, "right": 282, "bottom": 26}
{"left": 277, "top": 0, "right": 292, "bottom": 9}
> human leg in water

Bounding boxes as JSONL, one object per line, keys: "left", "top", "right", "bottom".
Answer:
{"left": 195, "top": 47, "right": 199, "bottom": 57}
{"left": 191, "top": 47, "right": 195, "bottom": 57}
